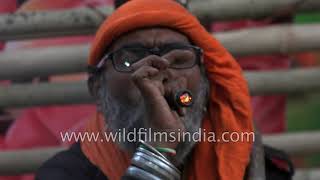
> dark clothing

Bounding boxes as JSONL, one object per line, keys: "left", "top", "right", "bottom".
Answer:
{"left": 35, "top": 143, "right": 107, "bottom": 180}
{"left": 264, "top": 145, "right": 294, "bottom": 180}
{"left": 36, "top": 143, "right": 293, "bottom": 180}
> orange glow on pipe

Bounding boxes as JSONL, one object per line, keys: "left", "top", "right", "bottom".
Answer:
{"left": 179, "top": 93, "right": 192, "bottom": 105}
{"left": 175, "top": 90, "right": 193, "bottom": 107}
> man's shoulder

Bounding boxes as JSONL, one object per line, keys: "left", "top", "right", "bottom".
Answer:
{"left": 35, "top": 143, "right": 107, "bottom": 180}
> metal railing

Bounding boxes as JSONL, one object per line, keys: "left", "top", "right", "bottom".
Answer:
{"left": 1, "top": 24, "right": 320, "bottom": 80}
{"left": 0, "top": 0, "right": 320, "bottom": 178}
{"left": 1, "top": 0, "right": 320, "bottom": 40}
{"left": 0, "top": 68, "right": 319, "bottom": 108}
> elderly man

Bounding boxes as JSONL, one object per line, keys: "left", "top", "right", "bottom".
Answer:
{"left": 36, "top": 0, "right": 254, "bottom": 179}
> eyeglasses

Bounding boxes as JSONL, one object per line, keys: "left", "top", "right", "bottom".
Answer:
{"left": 93, "top": 43, "right": 203, "bottom": 73}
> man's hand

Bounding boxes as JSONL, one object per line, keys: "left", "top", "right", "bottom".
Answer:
{"left": 131, "top": 55, "right": 187, "bottom": 149}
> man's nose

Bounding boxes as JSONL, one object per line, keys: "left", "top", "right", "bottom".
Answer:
{"left": 155, "top": 57, "right": 183, "bottom": 85}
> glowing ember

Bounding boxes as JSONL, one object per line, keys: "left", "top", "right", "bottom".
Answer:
{"left": 180, "top": 93, "right": 192, "bottom": 104}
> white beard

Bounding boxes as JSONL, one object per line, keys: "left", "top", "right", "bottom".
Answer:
{"left": 98, "top": 70, "right": 210, "bottom": 165}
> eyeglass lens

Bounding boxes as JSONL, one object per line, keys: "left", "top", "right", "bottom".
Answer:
{"left": 113, "top": 47, "right": 197, "bottom": 72}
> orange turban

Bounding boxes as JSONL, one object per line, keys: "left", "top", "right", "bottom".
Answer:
{"left": 82, "top": 0, "right": 254, "bottom": 179}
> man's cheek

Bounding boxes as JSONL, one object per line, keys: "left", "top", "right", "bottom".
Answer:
{"left": 106, "top": 73, "right": 137, "bottom": 102}
{"left": 127, "top": 82, "right": 143, "bottom": 105}
{"left": 185, "top": 69, "right": 201, "bottom": 95}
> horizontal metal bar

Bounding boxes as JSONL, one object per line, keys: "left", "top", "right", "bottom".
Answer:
{"left": 1, "top": 24, "right": 319, "bottom": 80}
{"left": 294, "top": 169, "right": 320, "bottom": 180}
{"left": 0, "top": 81, "right": 91, "bottom": 108}
{"left": 215, "top": 24, "right": 320, "bottom": 56}
{"left": 0, "top": 68, "right": 319, "bottom": 108}
{"left": 0, "top": 147, "right": 66, "bottom": 175}
{"left": 245, "top": 68, "right": 320, "bottom": 96}
{"left": 190, "top": 0, "right": 320, "bottom": 21}
{"left": 0, "top": 6, "right": 112, "bottom": 41}
{"left": 0, "top": 45, "right": 89, "bottom": 80}
{"left": 263, "top": 131, "right": 320, "bottom": 156}
{"left": 0, "top": 0, "right": 320, "bottom": 40}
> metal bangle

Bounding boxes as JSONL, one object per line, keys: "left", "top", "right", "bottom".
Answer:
{"left": 138, "top": 141, "right": 180, "bottom": 176}
{"left": 122, "top": 166, "right": 162, "bottom": 180}
{"left": 139, "top": 140, "right": 167, "bottom": 159}
{"left": 134, "top": 152, "right": 180, "bottom": 179}
{"left": 131, "top": 154, "right": 173, "bottom": 179}
{"left": 124, "top": 140, "right": 181, "bottom": 180}
{"left": 136, "top": 147, "right": 180, "bottom": 174}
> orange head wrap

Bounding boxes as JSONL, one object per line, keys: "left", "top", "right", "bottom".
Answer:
{"left": 82, "top": 0, "right": 254, "bottom": 179}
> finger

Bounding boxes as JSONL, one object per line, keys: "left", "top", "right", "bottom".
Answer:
{"left": 131, "top": 66, "right": 159, "bottom": 83}
{"left": 131, "top": 66, "right": 165, "bottom": 95}
{"left": 162, "top": 49, "right": 195, "bottom": 66}
{"left": 171, "top": 110, "right": 185, "bottom": 126}
{"left": 161, "top": 50, "right": 176, "bottom": 65}
{"left": 164, "top": 77, "right": 187, "bottom": 97}
{"left": 131, "top": 55, "right": 169, "bottom": 71}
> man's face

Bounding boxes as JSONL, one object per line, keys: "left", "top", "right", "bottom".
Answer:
{"left": 93, "top": 27, "right": 209, "bottom": 164}
{"left": 102, "top": 28, "right": 203, "bottom": 106}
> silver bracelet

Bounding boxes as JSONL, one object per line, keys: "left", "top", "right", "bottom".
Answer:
{"left": 122, "top": 141, "right": 181, "bottom": 180}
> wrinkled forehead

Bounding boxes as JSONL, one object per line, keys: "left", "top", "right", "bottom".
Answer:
{"left": 108, "top": 27, "right": 191, "bottom": 52}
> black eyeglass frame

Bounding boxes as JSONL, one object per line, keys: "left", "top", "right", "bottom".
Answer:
{"left": 88, "top": 44, "right": 203, "bottom": 74}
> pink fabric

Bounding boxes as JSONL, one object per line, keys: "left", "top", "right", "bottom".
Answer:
{"left": 212, "top": 20, "right": 291, "bottom": 134}
{"left": 292, "top": 53, "right": 317, "bottom": 67}
{"left": 0, "top": 0, "right": 16, "bottom": 12}
{"left": 3, "top": 105, "right": 96, "bottom": 149}
{"left": 0, "top": 139, "right": 3, "bottom": 149}
{"left": 0, "top": 1, "right": 17, "bottom": 50}
{"left": 1, "top": 106, "right": 96, "bottom": 180}
{"left": 0, "top": 105, "right": 96, "bottom": 180}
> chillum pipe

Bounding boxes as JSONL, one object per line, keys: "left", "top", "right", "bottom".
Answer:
{"left": 174, "top": 90, "right": 193, "bottom": 107}
{"left": 166, "top": 90, "right": 193, "bottom": 111}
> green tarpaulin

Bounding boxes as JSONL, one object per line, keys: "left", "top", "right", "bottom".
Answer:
{"left": 294, "top": 12, "right": 320, "bottom": 23}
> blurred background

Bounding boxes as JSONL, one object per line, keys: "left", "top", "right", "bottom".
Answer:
{"left": 0, "top": 0, "right": 319, "bottom": 179}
